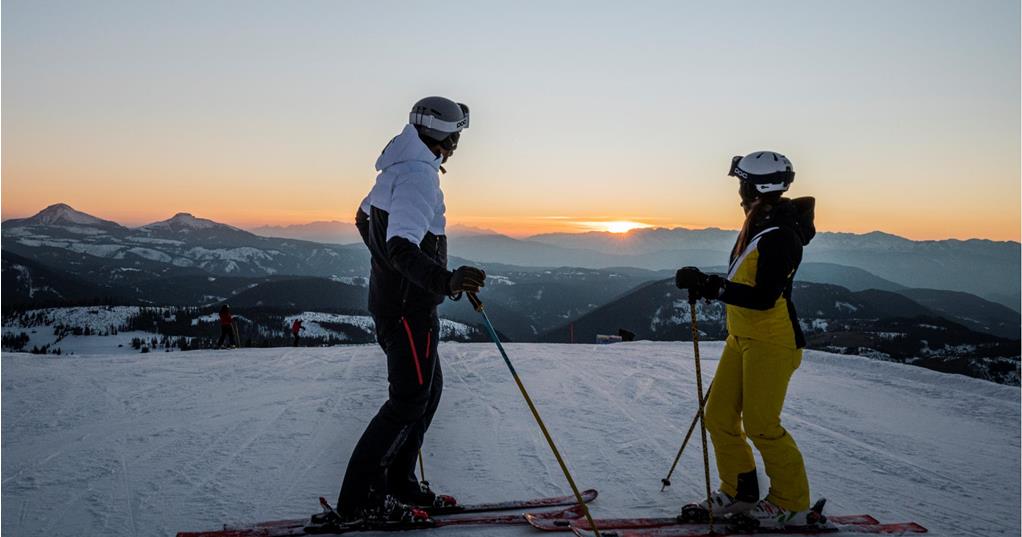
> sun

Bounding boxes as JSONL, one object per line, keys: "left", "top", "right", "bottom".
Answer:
{"left": 600, "top": 221, "right": 653, "bottom": 233}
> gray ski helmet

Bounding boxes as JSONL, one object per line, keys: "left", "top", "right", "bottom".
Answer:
{"left": 409, "top": 96, "right": 469, "bottom": 148}
{"left": 728, "top": 151, "right": 795, "bottom": 200}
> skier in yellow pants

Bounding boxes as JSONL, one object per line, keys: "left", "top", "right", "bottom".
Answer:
{"left": 675, "top": 151, "right": 816, "bottom": 529}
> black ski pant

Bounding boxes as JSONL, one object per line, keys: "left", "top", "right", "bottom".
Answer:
{"left": 217, "top": 324, "right": 235, "bottom": 347}
{"left": 338, "top": 311, "right": 442, "bottom": 514}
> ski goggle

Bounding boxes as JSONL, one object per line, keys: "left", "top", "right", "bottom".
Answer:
{"left": 728, "top": 155, "right": 747, "bottom": 179}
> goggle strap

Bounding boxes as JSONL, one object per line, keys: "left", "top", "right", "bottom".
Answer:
{"left": 409, "top": 111, "right": 470, "bottom": 133}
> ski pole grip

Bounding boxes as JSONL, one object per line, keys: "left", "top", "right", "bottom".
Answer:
{"left": 468, "top": 292, "right": 484, "bottom": 312}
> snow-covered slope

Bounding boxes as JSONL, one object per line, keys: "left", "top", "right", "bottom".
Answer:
{"left": 281, "top": 312, "right": 477, "bottom": 341}
{"left": 2, "top": 342, "right": 1018, "bottom": 537}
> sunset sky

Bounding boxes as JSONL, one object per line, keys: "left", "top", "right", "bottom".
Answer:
{"left": 2, "top": 1, "right": 1019, "bottom": 240}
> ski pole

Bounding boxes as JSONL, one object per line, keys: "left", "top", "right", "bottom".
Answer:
{"left": 418, "top": 450, "right": 428, "bottom": 486}
{"left": 688, "top": 289, "right": 713, "bottom": 533}
{"left": 467, "top": 292, "right": 601, "bottom": 537}
{"left": 659, "top": 381, "right": 711, "bottom": 491}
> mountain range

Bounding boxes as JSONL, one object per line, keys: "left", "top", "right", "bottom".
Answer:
{"left": 455, "top": 228, "right": 1021, "bottom": 310}
{"left": 236, "top": 210, "right": 1020, "bottom": 311}
{"left": 2, "top": 204, "right": 370, "bottom": 280}
{"left": 537, "top": 278, "right": 1020, "bottom": 384}
{"left": 2, "top": 204, "right": 1019, "bottom": 369}
{"left": 246, "top": 217, "right": 1022, "bottom": 309}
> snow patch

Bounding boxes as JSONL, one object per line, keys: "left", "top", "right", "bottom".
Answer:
{"left": 62, "top": 226, "right": 107, "bottom": 236}
{"left": 331, "top": 275, "right": 369, "bottom": 287}
{"left": 126, "top": 236, "right": 186, "bottom": 246}
{"left": 835, "top": 301, "right": 859, "bottom": 312}
{"left": 281, "top": 312, "right": 476, "bottom": 341}
{"left": 127, "top": 247, "right": 172, "bottom": 263}
{"left": 67, "top": 243, "right": 125, "bottom": 257}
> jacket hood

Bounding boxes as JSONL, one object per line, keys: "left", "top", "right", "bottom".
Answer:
{"left": 773, "top": 197, "right": 816, "bottom": 245}
{"left": 375, "top": 124, "right": 443, "bottom": 172}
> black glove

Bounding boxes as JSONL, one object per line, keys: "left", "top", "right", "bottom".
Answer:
{"left": 449, "top": 266, "right": 486, "bottom": 294}
{"left": 675, "top": 267, "right": 707, "bottom": 290}
{"left": 698, "top": 274, "right": 725, "bottom": 301}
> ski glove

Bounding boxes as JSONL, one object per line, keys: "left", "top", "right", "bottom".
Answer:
{"left": 449, "top": 266, "right": 486, "bottom": 294}
{"left": 675, "top": 267, "right": 725, "bottom": 301}
{"left": 698, "top": 275, "right": 725, "bottom": 301}
{"left": 675, "top": 267, "right": 707, "bottom": 290}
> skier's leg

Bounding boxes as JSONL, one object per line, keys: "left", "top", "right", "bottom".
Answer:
{"left": 381, "top": 315, "right": 442, "bottom": 487}
{"left": 741, "top": 339, "right": 809, "bottom": 512}
{"left": 384, "top": 365, "right": 442, "bottom": 496}
{"left": 217, "top": 326, "right": 228, "bottom": 347}
{"left": 337, "top": 315, "right": 436, "bottom": 516}
{"left": 386, "top": 315, "right": 443, "bottom": 496}
{"left": 704, "top": 335, "right": 757, "bottom": 499}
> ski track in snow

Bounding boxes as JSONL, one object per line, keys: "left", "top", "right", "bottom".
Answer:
{"left": 2, "top": 342, "right": 1018, "bottom": 537}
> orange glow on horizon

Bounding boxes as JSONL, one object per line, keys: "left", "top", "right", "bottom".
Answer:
{"left": 1, "top": 201, "right": 1019, "bottom": 243}
{"left": 578, "top": 220, "right": 655, "bottom": 234}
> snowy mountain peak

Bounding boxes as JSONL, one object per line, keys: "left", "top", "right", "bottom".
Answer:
{"left": 142, "top": 212, "right": 234, "bottom": 232}
{"left": 168, "top": 213, "right": 216, "bottom": 229}
{"left": 3, "top": 203, "right": 123, "bottom": 229}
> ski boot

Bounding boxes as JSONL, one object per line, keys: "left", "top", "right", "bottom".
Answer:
{"left": 307, "top": 495, "right": 433, "bottom": 533}
{"left": 679, "top": 490, "right": 757, "bottom": 522}
{"left": 679, "top": 471, "right": 759, "bottom": 522}
{"left": 393, "top": 480, "right": 458, "bottom": 511}
{"left": 736, "top": 498, "right": 828, "bottom": 530}
{"left": 367, "top": 494, "right": 432, "bottom": 525}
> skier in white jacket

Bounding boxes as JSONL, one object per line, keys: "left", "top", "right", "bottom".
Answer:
{"left": 337, "top": 97, "right": 486, "bottom": 524}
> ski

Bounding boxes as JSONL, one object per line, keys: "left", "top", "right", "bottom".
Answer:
{"left": 529, "top": 514, "right": 878, "bottom": 532}
{"left": 430, "top": 487, "right": 598, "bottom": 515}
{"left": 571, "top": 521, "right": 928, "bottom": 537}
{"left": 178, "top": 504, "right": 584, "bottom": 536}
{"left": 176, "top": 490, "right": 597, "bottom": 537}
{"left": 234, "top": 488, "right": 596, "bottom": 530}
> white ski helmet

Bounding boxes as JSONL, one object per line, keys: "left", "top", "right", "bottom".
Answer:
{"left": 409, "top": 96, "right": 470, "bottom": 150}
{"left": 728, "top": 151, "right": 795, "bottom": 201}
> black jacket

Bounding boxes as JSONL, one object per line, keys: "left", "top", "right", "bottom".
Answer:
{"left": 357, "top": 207, "right": 452, "bottom": 317}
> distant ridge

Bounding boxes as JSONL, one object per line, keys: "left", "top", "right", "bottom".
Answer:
{"left": 3, "top": 202, "right": 1020, "bottom": 310}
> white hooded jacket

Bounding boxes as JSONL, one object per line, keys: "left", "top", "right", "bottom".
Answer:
{"left": 356, "top": 124, "right": 453, "bottom": 316}
{"left": 359, "top": 124, "right": 447, "bottom": 245}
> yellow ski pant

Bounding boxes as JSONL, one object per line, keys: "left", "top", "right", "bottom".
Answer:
{"left": 704, "top": 335, "right": 810, "bottom": 511}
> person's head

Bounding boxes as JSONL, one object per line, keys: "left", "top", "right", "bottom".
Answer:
{"left": 220, "top": 304, "right": 229, "bottom": 314}
{"left": 409, "top": 96, "right": 470, "bottom": 164}
{"left": 728, "top": 151, "right": 795, "bottom": 210}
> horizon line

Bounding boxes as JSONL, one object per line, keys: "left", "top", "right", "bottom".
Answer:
{"left": 2, "top": 202, "right": 1020, "bottom": 245}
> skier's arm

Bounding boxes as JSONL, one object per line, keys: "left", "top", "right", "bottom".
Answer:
{"left": 385, "top": 175, "right": 453, "bottom": 296}
{"left": 355, "top": 205, "right": 371, "bottom": 249}
{"left": 386, "top": 238, "right": 454, "bottom": 296}
{"left": 718, "top": 231, "right": 801, "bottom": 310}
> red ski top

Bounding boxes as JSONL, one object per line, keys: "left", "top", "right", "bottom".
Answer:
{"left": 291, "top": 319, "right": 302, "bottom": 334}
{"left": 219, "top": 310, "right": 233, "bottom": 326}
